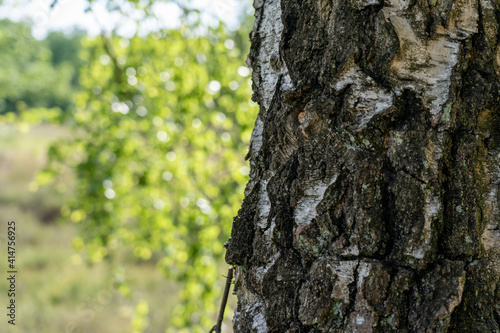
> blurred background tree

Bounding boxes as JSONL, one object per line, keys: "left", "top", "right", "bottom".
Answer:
{"left": 0, "top": 0, "right": 255, "bottom": 332}
{"left": 0, "top": 19, "right": 82, "bottom": 115}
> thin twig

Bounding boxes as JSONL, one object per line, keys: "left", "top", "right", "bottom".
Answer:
{"left": 210, "top": 267, "right": 234, "bottom": 333}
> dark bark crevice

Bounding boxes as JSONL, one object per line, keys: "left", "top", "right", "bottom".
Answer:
{"left": 345, "top": 260, "right": 361, "bottom": 327}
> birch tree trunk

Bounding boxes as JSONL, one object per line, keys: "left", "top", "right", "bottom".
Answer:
{"left": 225, "top": 0, "right": 500, "bottom": 331}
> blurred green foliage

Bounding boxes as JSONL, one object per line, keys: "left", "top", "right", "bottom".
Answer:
{"left": 0, "top": 19, "right": 82, "bottom": 115}
{"left": 0, "top": 1, "right": 256, "bottom": 331}
{"left": 40, "top": 20, "right": 256, "bottom": 332}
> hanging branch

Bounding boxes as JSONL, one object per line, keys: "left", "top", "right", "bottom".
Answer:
{"left": 210, "top": 267, "right": 234, "bottom": 333}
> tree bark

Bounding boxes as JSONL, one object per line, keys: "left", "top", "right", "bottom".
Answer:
{"left": 225, "top": 0, "right": 500, "bottom": 331}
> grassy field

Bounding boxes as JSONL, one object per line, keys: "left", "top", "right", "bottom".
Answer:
{"left": 0, "top": 124, "right": 192, "bottom": 333}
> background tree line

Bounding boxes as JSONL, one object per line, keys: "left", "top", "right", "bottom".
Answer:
{"left": 0, "top": 19, "right": 82, "bottom": 115}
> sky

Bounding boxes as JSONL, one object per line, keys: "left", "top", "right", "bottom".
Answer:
{"left": 0, "top": 0, "right": 245, "bottom": 39}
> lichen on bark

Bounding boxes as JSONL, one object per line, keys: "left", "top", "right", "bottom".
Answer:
{"left": 225, "top": 0, "right": 500, "bottom": 331}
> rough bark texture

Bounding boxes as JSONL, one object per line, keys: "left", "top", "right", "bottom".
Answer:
{"left": 225, "top": 0, "right": 500, "bottom": 331}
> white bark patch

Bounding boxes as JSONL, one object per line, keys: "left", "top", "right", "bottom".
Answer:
{"left": 243, "top": 178, "right": 258, "bottom": 198}
{"left": 280, "top": 70, "right": 294, "bottom": 91}
{"left": 332, "top": 64, "right": 394, "bottom": 130}
{"left": 294, "top": 174, "right": 338, "bottom": 227}
{"left": 256, "top": 0, "right": 293, "bottom": 111}
{"left": 253, "top": 252, "right": 279, "bottom": 285}
{"left": 256, "top": 173, "right": 273, "bottom": 229}
{"left": 264, "top": 216, "right": 276, "bottom": 239}
{"left": 249, "top": 115, "right": 264, "bottom": 158}
{"left": 341, "top": 244, "right": 360, "bottom": 257}
{"left": 262, "top": 218, "right": 277, "bottom": 252}
{"left": 245, "top": 115, "right": 265, "bottom": 197}
{"left": 445, "top": 0, "right": 480, "bottom": 39}
{"left": 349, "top": 0, "right": 380, "bottom": 10}
{"left": 356, "top": 314, "right": 365, "bottom": 325}
{"left": 252, "top": 310, "right": 267, "bottom": 333}
{"left": 242, "top": 299, "right": 268, "bottom": 333}
{"left": 244, "top": 170, "right": 273, "bottom": 229}
{"left": 405, "top": 191, "right": 441, "bottom": 260}
{"left": 350, "top": 261, "right": 377, "bottom": 331}
{"left": 233, "top": 275, "right": 268, "bottom": 333}
{"left": 356, "top": 261, "right": 371, "bottom": 289}
{"left": 383, "top": 0, "right": 478, "bottom": 124}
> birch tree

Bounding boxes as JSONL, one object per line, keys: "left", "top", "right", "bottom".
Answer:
{"left": 225, "top": 0, "right": 500, "bottom": 331}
